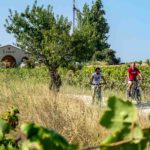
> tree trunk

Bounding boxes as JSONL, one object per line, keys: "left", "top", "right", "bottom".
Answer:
{"left": 49, "top": 69, "right": 62, "bottom": 92}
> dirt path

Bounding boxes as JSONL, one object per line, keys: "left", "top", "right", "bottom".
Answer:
{"left": 66, "top": 94, "right": 150, "bottom": 119}
{"left": 138, "top": 102, "right": 150, "bottom": 119}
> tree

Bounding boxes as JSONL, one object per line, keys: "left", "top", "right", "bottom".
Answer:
{"left": 71, "top": 0, "right": 119, "bottom": 64}
{"left": 4, "top": 1, "right": 71, "bottom": 91}
{"left": 70, "top": 3, "right": 96, "bottom": 63}
{"left": 90, "top": 0, "right": 110, "bottom": 51}
{"left": 70, "top": 30, "right": 93, "bottom": 63}
{"left": 101, "top": 49, "right": 120, "bottom": 65}
{"left": 92, "top": 49, "right": 120, "bottom": 65}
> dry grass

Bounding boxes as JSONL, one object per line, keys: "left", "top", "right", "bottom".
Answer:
{"left": 0, "top": 76, "right": 109, "bottom": 147}
{"left": 0, "top": 73, "right": 149, "bottom": 149}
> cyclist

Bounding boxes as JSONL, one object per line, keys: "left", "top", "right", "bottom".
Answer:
{"left": 127, "top": 62, "right": 143, "bottom": 97}
{"left": 90, "top": 67, "right": 106, "bottom": 104}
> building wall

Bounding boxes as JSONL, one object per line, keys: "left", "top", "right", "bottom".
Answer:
{"left": 0, "top": 45, "right": 27, "bottom": 65}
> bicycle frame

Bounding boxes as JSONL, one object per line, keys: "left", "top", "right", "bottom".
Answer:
{"left": 92, "top": 84, "right": 103, "bottom": 106}
{"left": 130, "top": 80, "right": 141, "bottom": 104}
{"left": 95, "top": 84, "right": 102, "bottom": 100}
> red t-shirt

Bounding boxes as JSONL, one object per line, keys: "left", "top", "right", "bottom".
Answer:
{"left": 128, "top": 67, "right": 140, "bottom": 80}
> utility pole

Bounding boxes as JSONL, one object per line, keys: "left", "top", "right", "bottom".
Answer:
{"left": 73, "top": 0, "right": 83, "bottom": 31}
{"left": 73, "top": 0, "right": 76, "bottom": 31}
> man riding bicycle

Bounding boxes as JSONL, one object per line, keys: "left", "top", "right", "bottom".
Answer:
{"left": 90, "top": 67, "right": 106, "bottom": 104}
{"left": 127, "top": 63, "right": 143, "bottom": 97}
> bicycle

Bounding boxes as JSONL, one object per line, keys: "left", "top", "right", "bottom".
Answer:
{"left": 91, "top": 83, "right": 106, "bottom": 107}
{"left": 127, "top": 80, "right": 142, "bottom": 105}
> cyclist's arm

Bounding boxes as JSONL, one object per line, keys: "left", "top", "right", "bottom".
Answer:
{"left": 138, "top": 73, "right": 143, "bottom": 80}
{"left": 137, "top": 69, "right": 143, "bottom": 80}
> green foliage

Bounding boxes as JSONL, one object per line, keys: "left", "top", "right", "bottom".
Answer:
{"left": 5, "top": 1, "right": 71, "bottom": 71}
{"left": 0, "top": 119, "right": 10, "bottom": 139}
{"left": 71, "top": 0, "right": 119, "bottom": 64}
{"left": 0, "top": 108, "right": 78, "bottom": 150}
{"left": 100, "top": 97, "right": 137, "bottom": 131}
{"left": 92, "top": 49, "right": 120, "bottom": 65}
{"left": 0, "top": 108, "right": 19, "bottom": 150}
{"left": 62, "top": 65, "right": 150, "bottom": 91}
{"left": 2, "top": 107, "right": 19, "bottom": 130}
{"left": 70, "top": 31, "right": 93, "bottom": 63}
{"left": 99, "top": 96, "right": 150, "bottom": 150}
{"left": 21, "top": 123, "right": 77, "bottom": 150}
{"left": 0, "top": 67, "right": 49, "bottom": 84}
{"left": 4, "top": 1, "right": 73, "bottom": 91}
{"left": 4, "top": 0, "right": 120, "bottom": 89}
{"left": 1, "top": 65, "right": 150, "bottom": 91}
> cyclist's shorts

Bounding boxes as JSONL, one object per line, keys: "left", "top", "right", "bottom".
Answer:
{"left": 128, "top": 80, "right": 136, "bottom": 84}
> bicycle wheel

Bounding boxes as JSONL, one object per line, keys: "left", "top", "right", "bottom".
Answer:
{"left": 126, "top": 88, "right": 134, "bottom": 102}
{"left": 135, "top": 89, "right": 141, "bottom": 104}
{"left": 96, "top": 86, "right": 102, "bottom": 106}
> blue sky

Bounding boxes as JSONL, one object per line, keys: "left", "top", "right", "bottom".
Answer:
{"left": 0, "top": 0, "right": 150, "bottom": 62}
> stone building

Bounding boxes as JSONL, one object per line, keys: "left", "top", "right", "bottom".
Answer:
{"left": 0, "top": 44, "right": 28, "bottom": 67}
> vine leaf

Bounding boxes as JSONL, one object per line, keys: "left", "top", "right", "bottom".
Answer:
{"left": 99, "top": 96, "right": 146, "bottom": 150}
{"left": 21, "top": 123, "right": 78, "bottom": 150}
{"left": 0, "top": 118, "right": 10, "bottom": 140}
{"left": 100, "top": 96, "right": 137, "bottom": 131}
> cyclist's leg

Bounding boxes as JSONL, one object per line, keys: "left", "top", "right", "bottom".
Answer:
{"left": 132, "top": 81, "right": 137, "bottom": 98}
{"left": 127, "top": 80, "right": 133, "bottom": 97}
{"left": 135, "top": 82, "right": 142, "bottom": 104}
{"left": 97, "top": 86, "right": 101, "bottom": 100}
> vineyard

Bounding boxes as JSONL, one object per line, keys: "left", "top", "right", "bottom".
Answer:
{"left": 1, "top": 65, "right": 150, "bottom": 93}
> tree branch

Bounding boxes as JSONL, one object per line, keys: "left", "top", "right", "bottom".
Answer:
{"left": 79, "top": 139, "right": 132, "bottom": 150}
{"left": 79, "top": 145, "right": 100, "bottom": 150}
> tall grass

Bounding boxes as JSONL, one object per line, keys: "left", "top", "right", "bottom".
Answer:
{"left": 0, "top": 69, "right": 149, "bottom": 148}
{"left": 0, "top": 72, "right": 109, "bottom": 147}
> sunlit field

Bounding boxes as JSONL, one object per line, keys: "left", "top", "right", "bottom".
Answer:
{"left": 0, "top": 70, "right": 107, "bottom": 147}
{"left": 0, "top": 68, "right": 150, "bottom": 149}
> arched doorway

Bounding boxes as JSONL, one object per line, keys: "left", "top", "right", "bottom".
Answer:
{"left": 1, "top": 55, "right": 16, "bottom": 68}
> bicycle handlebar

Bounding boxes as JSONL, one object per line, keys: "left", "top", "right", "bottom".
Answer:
{"left": 91, "top": 83, "right": 106, "bottom": 85}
